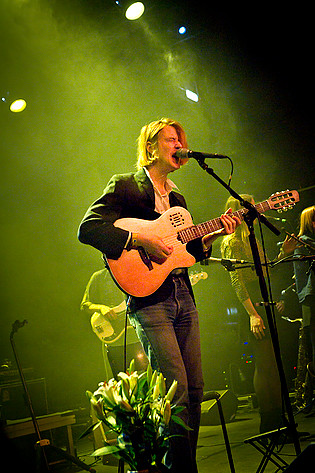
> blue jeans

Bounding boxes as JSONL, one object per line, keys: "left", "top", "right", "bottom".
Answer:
{"left": 129, "top": 275, "right": 204, "bottom": 473}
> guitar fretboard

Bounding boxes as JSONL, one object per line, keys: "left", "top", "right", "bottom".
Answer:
{"left": 178, "top": 200, "right": 271, "bottom": 243}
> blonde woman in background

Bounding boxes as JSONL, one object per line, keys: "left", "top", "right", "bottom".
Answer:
{"left": 221, "top": 194, "right": 296, "bottom": 433}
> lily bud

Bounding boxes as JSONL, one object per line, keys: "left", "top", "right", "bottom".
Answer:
{"left": 146, "top": 363, "right": 152, "bottom": 386}
{"left": 162, "top": 400, "right": 171, "bottom": 425}
{"left": 119, "top": 399, "right": 135, "bottom": 413}
{"left": 165, "top": 380, "right": 177, "bottom": 403}
{"left": 153, "top": 381, "right": 160, "bottom": 400}
{"left": 158, "top": 372, "right": 166, "bottom": 398}
{"left": 128, "top": 358, "right": 135, "bottom": 374}
{"left": 150, "top": 370, "right": 158, "bottom": 390}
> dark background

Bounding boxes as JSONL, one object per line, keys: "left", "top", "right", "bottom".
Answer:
{"left": 0, "top": 0, "right": 313, "bottom": 413}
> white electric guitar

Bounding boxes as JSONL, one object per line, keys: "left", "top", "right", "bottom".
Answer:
{"left": 90, "top": 271, "right": 208, "bottom": 343}
{"left": 106, "top": 190, "right": 299, "bottom": 298}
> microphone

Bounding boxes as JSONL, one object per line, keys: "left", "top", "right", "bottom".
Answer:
{"left": 174, "top": 148, "right": 229, "bottom": 160}
{"left": 201, "top": 257, "right": 252, "bottom": 268}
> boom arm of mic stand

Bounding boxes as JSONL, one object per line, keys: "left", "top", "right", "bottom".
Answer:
{"left": 194, "top": 158, "right": 281, "bottom": 236}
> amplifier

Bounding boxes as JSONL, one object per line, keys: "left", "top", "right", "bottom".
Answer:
{"left": 0, "top": 377, "right": 48, "bottom": 420}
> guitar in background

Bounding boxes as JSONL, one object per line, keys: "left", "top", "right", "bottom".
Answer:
{"left": 90, "top": 270, "right": 208, "bottom": 344}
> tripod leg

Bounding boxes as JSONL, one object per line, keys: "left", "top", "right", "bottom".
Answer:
{"left": 35, "top": 439, "right": 50, "bottom": 473}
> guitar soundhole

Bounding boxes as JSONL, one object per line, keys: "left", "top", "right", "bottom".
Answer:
{"left": 169, "top": 212, "right": 185, "bottom": 227}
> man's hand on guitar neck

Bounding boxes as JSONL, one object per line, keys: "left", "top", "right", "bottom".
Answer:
{"left": 202, "top": 208, "right": 241, "bottom": 251}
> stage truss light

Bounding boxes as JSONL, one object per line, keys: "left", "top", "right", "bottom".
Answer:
{"left": 185, "top": 89, "right": 199, "bottom": 102}
{"left": 10, "top": 99, "right": 27, "bottom": 113}
{"left": 124, "top": 2, "right": 145, "bottom": 20}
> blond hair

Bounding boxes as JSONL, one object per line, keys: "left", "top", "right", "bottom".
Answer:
{"left": 221, "top": 194, "right": 253, "bottom": 253}
{"left": 136, "top": 118, "right": 188, "bottom": 170}
{"left": 298, "top": 205, "right": 315, "bottom": 236}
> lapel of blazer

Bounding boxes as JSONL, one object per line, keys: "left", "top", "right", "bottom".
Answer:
{"left": 134, "top": 168, "right": 155, "bottom": 206}
{"left": 134, "top": 167, "right": 187, "bottom": 211}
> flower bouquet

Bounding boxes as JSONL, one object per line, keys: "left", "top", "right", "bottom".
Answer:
{"left": 80, "top": 359, "right": 188, "bottom": 472}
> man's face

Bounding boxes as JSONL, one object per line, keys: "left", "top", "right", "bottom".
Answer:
{"left": 155, "top": 125, "right": 184, "bottom": 172}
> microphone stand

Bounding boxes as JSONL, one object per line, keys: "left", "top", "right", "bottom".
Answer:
{"left": 9, "top": 320, "right": 96, "bottom": 472}
{"left": 194, "top": 156, "right": 301, "bottom": 456}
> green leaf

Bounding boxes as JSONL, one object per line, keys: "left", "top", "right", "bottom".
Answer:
{"left": 171, "top": 415, "right": 193, "bottom": 431}
{"left": 92, "top": 444, "right": 122, "bottom": 457}
{"left": 171, "top": 405, "right": 185, "bottom": 415}
{"left": 78, "top": 421, "right": 102, "bottom": 440}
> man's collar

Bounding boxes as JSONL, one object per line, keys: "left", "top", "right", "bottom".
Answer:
{"left": 143, "top": 167, "right": 178, "bottom": 194}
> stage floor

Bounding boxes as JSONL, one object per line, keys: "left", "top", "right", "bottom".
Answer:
{"left": 64, "top": 401, "right": 315, "bottom": 473}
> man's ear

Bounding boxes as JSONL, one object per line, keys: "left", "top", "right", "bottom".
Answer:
{"left": 146, "top": 142, "right": 152, "bottom": 154}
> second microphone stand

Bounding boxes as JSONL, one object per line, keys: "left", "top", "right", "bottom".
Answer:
{"left": 194, "top": 156, "right": 301, "bottom": 456}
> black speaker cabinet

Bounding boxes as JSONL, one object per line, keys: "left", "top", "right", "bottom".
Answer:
{"left": 200, "top": 389, "right": 238, "bottom": 426}
{"left": 0, "top": 378, "right": 48, "bottom": 420}
{"left": 283, "top": 443, "right": 315, "bottom": 472}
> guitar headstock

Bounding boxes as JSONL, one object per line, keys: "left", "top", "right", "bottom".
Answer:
{"left": 189, "top": 270, "right": 208, "bottom": 286}
{"left": 268, "top": 190, "right": 300, "bottom": 212}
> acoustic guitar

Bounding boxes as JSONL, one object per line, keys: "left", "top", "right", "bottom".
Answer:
{"left": 106, "top": 190, "right": 299, "bottom": 297}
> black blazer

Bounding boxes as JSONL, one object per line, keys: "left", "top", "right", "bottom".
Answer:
{"left": 78, "top": 168, "right": 211, "bottom": 307}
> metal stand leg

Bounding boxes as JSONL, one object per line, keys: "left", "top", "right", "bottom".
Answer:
{"left": 244, "top": 428, "right": 289, "bottom": 473}
{"left": 203, "top": 391, "right": 236, "bottom": 473}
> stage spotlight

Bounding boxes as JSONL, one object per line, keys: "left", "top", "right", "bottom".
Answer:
{"left": 178, "top": 26, "right": 186, "bottom": 35}
{"left": 9, "top": 99, "right": 27, "bottom": 113}
{"left": 185, "top": 89, "right": 199, "bottom": 102}
{"left": 125, "top": 2, "right": 145, "bottom": 20}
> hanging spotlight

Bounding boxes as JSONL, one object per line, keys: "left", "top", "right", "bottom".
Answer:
{"left": 1, "top": 92, "right": 27, "bottom": 113}
{"left": 178, "top": 26, "right": 187, "bottom": 35}
{"left": 10, "top": 99, "right": 27, "bottom": 113}
{"left": 185, "top": 89, "right": 199, "bottom": 102}
{"left": 124, "top": 2, "right": 145, "bottom": 20}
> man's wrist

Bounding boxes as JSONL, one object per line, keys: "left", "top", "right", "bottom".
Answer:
{"left": 126, "top": 232, "right": 139, "bottom": 250}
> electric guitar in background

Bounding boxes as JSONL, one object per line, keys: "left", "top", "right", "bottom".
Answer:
{"left": 90, "top": 270, "right": 208, "bottom": 344}
{"left": 106, "top": 190, "right": 299, "bottom": 298}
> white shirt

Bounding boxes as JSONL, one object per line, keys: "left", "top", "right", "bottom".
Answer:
{"left": 143, "top": 167, "right": 179, "bottom": 214}
{"left": 124, "top": 168, "right": 179, "bottom": 249}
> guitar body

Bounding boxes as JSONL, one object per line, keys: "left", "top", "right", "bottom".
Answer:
{"left": 90, "top": 310, "right": 134, "bottom": 344}
{"left": 107, "top": 207, "right": 196, "bottom": 297}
